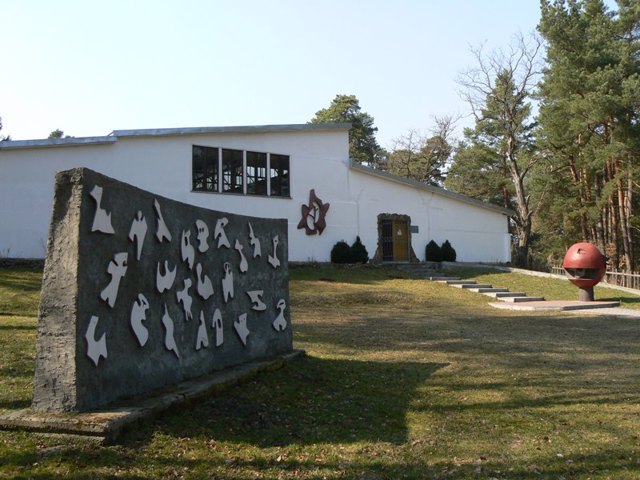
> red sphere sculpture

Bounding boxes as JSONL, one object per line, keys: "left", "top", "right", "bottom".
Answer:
{"left": 562, "top": 242, "right": 607, "bottom": 301}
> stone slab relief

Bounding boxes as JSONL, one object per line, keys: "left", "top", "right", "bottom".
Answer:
{"left": 272, "top": 299, "right": 288, "bottom": 332}
{"left": 128, "top": 211, "right": 148, "bottom": 261}
{"left": 268, "top": 235, "right": 281, "bottom": 269}
{"left": 130, "top": 293, "right": 150, "bottom": 346}
{"left": 32, "top": 168, "right": 290, "bottom": 412}
{"left": 89, "top": 185, "right": 115, "bottom": 234}
{"left": 100, "top": 252, "right": 128, "bottom": 308}
{"left": 85, "top": 315, "right": 108, "bottom": 366}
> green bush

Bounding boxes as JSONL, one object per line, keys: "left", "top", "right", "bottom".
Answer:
{"left": 350, "top": 236, "right": 369, "bottom": 264}
{"left": 331, "top": 240, "right": 352, "bottom": 264}
{"left": 441, "top": 240, "right": 457, "bottom": 262}
{"left": 425, "top": 240, "right": 443, "bottom": 262}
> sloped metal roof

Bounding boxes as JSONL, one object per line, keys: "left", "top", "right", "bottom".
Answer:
{"left": 0, "top": 123, "right": 351, "bottom": 150}
{"left": 349, "top": 161, "right": 514, "bottom": 217}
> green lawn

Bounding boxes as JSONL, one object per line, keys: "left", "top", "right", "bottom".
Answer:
{"left": 1, "top": 265, "right": 640, "bottom": 479}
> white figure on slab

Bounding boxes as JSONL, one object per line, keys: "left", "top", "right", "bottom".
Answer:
{"left": 128, "top": 211, "right": 147, "bottom": 261}
{"left": 214, "top": 217, "right": 231, "bottom": 249}
{"left": 272, "top": 299, "right": 287, "bottom": 332}
{"left": 234, "top": 313, "right": 250, "bottom": 346}
{"left": 222, "top": 262, "right": 234, "bottom": 303}
{"left": 154, "top": 199, "right": 172, "bottom": 242}
{"left": 130, "top": 293, "right": 150, "bottom": 347}
{"left": 156, "top": 260, "right": 177, "bottom": 293}
{"left": 195, "top": 219, "right": 210, "bottom": 253}
{"left": 268, "top": 235, "right": 281, "bottom": 269}
{"left": 195, "top": 311, "right": 209, "bottom": 350}
{"left": 100, "top": 252, "right": 128, "bottom": 308}
{"left": 246, "top": 290, "right": 267, "bottom": 311}
{"left": 181, "top": 230, "right": 195, "bottom": 270}
{"left": 196, "top": 263, "right": 214, "bottom": 300}
{"left": 176, "top": 278, "right": 193, "bottom": 321}
{"left": 162, "top": 304, "right": 180, "bottom": 358}
{"left": 212, "top": 308, "right": 223, "bottom": 347}
{"left": 85, "top": 315, "right": 107, "bottom": 367}
{"left": 234, "top": 239, "right": 249, "bottom": 273}
{"left": 89, "top": 185, "right": 115, "bottom": 234}
{"left": 248, "top": 223, "right": 261, "bottom": 258}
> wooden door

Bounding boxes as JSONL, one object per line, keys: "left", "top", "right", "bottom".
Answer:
{"left": 392, "top": 220, "right": 409, "bottom": 262}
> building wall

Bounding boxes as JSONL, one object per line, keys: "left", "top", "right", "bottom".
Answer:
{"left": 0, "top": 127, "right": 511, "bottom": 263}
{"left": 347, "top": 170, "right": 511, "bottom": 263}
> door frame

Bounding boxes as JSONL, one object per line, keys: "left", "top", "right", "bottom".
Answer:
{"left": 373, "top": 213, "right": 418, "bottom": 263}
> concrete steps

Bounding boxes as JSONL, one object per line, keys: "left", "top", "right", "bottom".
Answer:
{"left": 483, "top": 291, "right": 526, "bottom": 298}
{"left": 498, "top": 296, "right": 545, "bottom": 303}
{"left": 428, "top": 274, "right": 621, "bottom": 312}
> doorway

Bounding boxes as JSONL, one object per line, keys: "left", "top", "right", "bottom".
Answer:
{"left": 378, "top": 214, "right": 411, "bottom": 262}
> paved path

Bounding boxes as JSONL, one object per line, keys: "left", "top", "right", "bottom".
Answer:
{"left": 563, "top": 306, "right": 640, "bottom": 317}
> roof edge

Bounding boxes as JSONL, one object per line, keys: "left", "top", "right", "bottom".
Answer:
{"left": 110, "top": 123, "right": 352, "bottom": 138}
{"left": 349, "top": 161, "right": 515, "bottom": 217}
{"left": 0, "top": 136, "right": 116, "bottom": 150}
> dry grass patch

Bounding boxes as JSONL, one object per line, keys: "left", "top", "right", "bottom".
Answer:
{"left": 2, "top": 264, "right": 640, "bottom": 479}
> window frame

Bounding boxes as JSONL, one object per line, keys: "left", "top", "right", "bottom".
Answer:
{"left": 192, "top": 144, "right": 290, "bottom": 198}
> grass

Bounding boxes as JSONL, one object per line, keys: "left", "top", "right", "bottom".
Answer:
{"left": 0, "top": 268, "right": 42, "bottom": 317}
{"left": 1, "top": 264, "right": 640, "bottom": 478}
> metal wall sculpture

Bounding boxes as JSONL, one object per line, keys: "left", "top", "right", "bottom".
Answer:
{"left": 297, "top": 189, "right": 330, "bottom": 235}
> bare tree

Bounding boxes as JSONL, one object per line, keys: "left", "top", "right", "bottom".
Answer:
{"left": 386, "top": 115, "right": 457, "bottom": 186}
{"left": 456, "top": 33, "right": 543, "bottom": 267}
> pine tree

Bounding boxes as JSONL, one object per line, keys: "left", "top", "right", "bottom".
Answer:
{"left": 537, "top": 0, "right": 640, "bottom": 270}
{"left": 310, "top": 94, "right": 383, "bottom": 166}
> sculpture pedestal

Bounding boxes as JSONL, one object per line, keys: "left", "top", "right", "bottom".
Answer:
{"left": 578, "top": 286, "right": 595, "bottom": 302}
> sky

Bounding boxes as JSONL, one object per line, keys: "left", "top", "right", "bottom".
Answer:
{"left": 1, "top": 1, "right": 558, "bottom": 149}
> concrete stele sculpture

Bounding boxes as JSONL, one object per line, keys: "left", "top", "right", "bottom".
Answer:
{"left": 31, "top": 167, "right": 291, "bottom": 413}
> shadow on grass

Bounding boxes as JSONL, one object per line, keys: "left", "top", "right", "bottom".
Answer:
{"left": 290, "top": 264, "right": 415, "bottom": 285}
{"left": 128, "top": 356, "right": 448, "bottom": 448}
{"left": 597, "top": 294, "right": 640, "bottom": 304}
{"left": 0, "top": 398, "right": 31, "bottom": 410}
{"left": 0, "top": 270, "right": 42, "bottom": 292}
{"left": 9, "top": 443, "right": 640, "bottom": 479}
{"left": 0, "top": 323, "right": 37, "bottom": 330}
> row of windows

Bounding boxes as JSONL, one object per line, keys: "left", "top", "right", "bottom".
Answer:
{"left": 192, "top": 145, "right": 290, "bottom": 197}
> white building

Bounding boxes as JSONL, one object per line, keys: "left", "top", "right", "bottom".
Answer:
{"left": 0, "top": 123, "right": 512, "bottom": 263}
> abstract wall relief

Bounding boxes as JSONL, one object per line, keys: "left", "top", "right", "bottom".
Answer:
{"left": 297, "top": 189, "right": 330, "bottom": 235}
{"left": 32, "top": 168, "right": 291, "bottom": 413}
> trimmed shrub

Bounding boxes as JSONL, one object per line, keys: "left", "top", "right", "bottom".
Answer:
{"left": 441, "top": 240, "right": 457, "bottom": 262}
{"left": 331, "top": 240, "right": 352, "bottom": 264}
{"left": 350, "top": 236, "right": 369, "bottom": 264}
{"left": 425, "top": 240, "right": 443, "bottom": 262}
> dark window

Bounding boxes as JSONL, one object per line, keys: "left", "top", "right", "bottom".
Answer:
{"left": 192, "top": 145, "right": 219, "bottom": 192}
{"left": 222, "top": 149, "right": 244, "bottom": 194}
{"left": 270, "top": 154, "right": 290, "bottom": 197}
{"left": 246, "top": 151, "right": 267, "bottom": 195}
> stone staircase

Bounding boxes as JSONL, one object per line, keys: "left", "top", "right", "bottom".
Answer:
{"left": 429, "top": 276, "right": 545, "bottom": 303}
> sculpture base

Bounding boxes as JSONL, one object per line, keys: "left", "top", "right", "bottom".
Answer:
{"left": 578, "top": 286, "right": 595, "bottom": 302}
